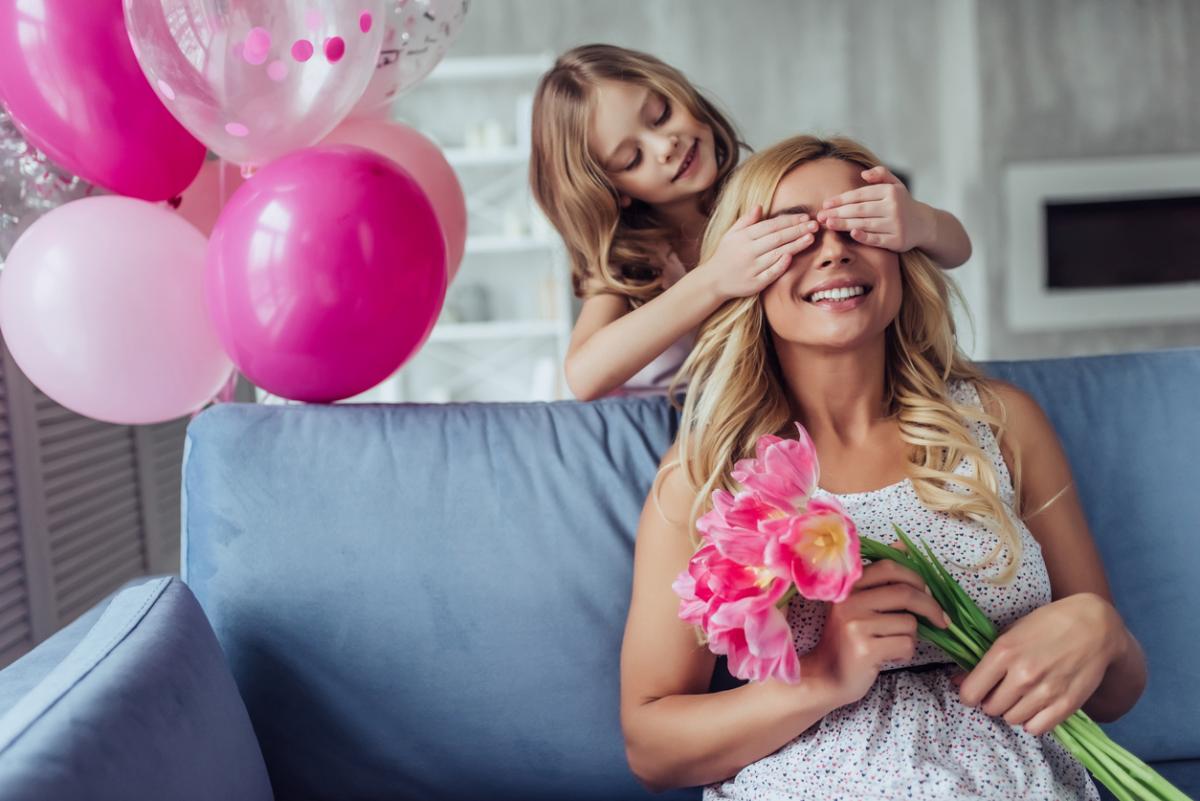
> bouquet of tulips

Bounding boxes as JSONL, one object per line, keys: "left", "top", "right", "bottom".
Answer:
{"left": 672, "top": 424, "right": 1192, "bottom": 801}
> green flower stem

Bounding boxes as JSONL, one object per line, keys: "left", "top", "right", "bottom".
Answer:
{"left": 859, "top": 530, "right": 1196, "bottom": 801}
{"left": 1054, "top": 723, "right": 1137, "bottom": 801}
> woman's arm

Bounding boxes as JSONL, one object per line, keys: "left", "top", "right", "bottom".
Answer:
{"left": 620, "top": 445, "right": 845, "bottom": 790}
{"left": 960, "top": 382, "right": 1148, "bottom": 734}
{"left": 621, "top": 445, "right": 948, "bottom": 790}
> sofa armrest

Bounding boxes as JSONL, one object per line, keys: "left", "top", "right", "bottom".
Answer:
{"left": 0, "top": 577, "right": 273, "bottom": 801}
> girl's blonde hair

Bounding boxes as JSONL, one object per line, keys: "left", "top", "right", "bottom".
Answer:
{"left": 530, "top": 44, "right": 743, "bottom": 304}
{"left": 675, "top": 135, "right": 1024, "bottom": 583}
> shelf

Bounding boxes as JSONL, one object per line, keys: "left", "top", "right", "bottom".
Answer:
{"left": 426, "top": 54, "right": 554, "bottom": 82}
{"left": 465, "top": 236, "right": 557, "bottom": 254}
{"left": 427, "top": 320, "right": 561, "bottom": 343}
{"left": 444, "top": 146, "right": 528, "bottom": 167}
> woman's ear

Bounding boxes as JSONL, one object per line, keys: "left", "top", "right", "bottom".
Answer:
{"left": 619, "top": 194, "right": 632, "bottom": 208}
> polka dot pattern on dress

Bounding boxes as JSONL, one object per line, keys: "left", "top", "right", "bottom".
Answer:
{"left": 704, "top": 380, "right": 1101, "bottom": 801}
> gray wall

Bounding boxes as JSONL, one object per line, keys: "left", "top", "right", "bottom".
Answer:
{"left": 446, "top": 0, "right": 1200, "bottom": 359}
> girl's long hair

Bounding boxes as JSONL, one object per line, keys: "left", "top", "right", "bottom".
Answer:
{"left": 530, "top": 44, "right": 744, "bottom": 305}
{"left": 674, "top": 135, "right": 1024, "bottom": 582}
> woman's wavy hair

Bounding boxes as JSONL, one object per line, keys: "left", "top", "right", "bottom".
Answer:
{"left": 673, "top": 135, "right": 1024, "bottom": 582}
{"left": 530, "top": 44, "right": 744, "bottom": 305}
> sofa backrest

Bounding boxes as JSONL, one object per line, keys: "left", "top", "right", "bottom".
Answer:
{"left": 182, "top": 349, "right": 1200, "bottom": 800}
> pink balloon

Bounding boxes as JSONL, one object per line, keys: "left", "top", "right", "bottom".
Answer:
{"left": 0, "top": 197, "right": 235, "bottom": 424}
{"left": 323, "top": 119, "right": 466, "bottom": 280}
{"left": 0, "top": 0, "right": 205, "bottom": 201}
{"left": 172, "top": 159, "right": 246, "bottom": 236}
{"left": 206, "top": 145, "right": 448, "bottom": 403}
{"left": 124, "top": 0, "right": 385, "bottom": 168}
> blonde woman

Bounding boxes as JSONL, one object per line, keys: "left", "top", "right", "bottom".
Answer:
{"left": 530, "top": 45, "right": 972, "bottom": 399}
{"left": 619, "top": 135, "right": 1147, "bottom": 799}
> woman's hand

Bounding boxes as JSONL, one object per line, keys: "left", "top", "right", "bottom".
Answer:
{"left": 806, "top": 557, "right": 950, "bottom": 708}
{"left": 697, "top": 205, "right": 817, "bottom": 301}
{"left": 956, "top": 592, "right": 1128, "bottom": 736}
{"left": 816, "top": 166, "right": 935, "bottom": 253}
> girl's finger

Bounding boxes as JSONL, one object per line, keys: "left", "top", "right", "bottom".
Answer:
{"left": 850, "top": 229, "right": 890, "bottom": 248}
{"left": 755, "top": 253, "right": 793, "bottom": 286}
{"left": 731, "top": 204, "right": 763, "bottom": 231}
{"left": 747, "top": 213, "right": 812, "bottom": 241}
{"left": 755, "top": 233, "right": 815, "bottom": 270}
{"left": 862, "top": 166, "right": 903, "bottom": 186}
{"left": 1000, "top": 684, "right": 1055, "bottom": 728}
{"left": 756, "top": 221, "right": 815, "bottom": 253}
{"left": 823, "top": 186, "right": 886, "bottom": 209}
{"left": 823, "top": 216, "right": 880, "bottom": 232}
{"left": 817, "top": 201, "right": 883, "bottom": 221}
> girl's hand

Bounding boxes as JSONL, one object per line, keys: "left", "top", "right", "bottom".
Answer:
{"left": 698, "top": 205, "right": 817, "bottom": 301}
{"left": 816, "top": 166, "right": 936, "bottom": 253}
{"left": 807, "top": 557, "right": 950, "bottom": 708}
{"left": 956, "top": 593, "right": 1125, "bottom": 736}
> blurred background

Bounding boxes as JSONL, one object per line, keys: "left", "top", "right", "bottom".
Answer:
{"left": 0, "top": 0, "right": 1196, "bottom": 662}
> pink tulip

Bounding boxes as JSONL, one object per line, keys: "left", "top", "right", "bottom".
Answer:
{"left": 707, "top": 597, "right": 801, "bottom": 684}
{"left": 731, "top": 423, "right": 820, "bottom": 514}
{"left": 763, "top": 497, "right": 862, "bottom": 603}
{"left": 696, "top": 489, "right": 780, "bottom": 566}
{"left": 673, "top": 543, "right": 787, "bottom": 629}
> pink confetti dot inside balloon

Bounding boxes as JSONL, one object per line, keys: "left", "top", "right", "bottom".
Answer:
{"left": 360, "top": 11, "right": 373, "bottom": 32}
{"left": 324, "top": 36, "right": 345, "bottom": 63}
{"left": 225, "top": 122, "right": 249, "bottom": 137}
{"left": 291, "top": 39, "right": 314, "bottom": 62}
{"left": 305, "top": 10, "right": 323, "bottom": 31}
{"left": 267, "top": 60, "right": 288, "bottom": 81}
{"left": 156, "top": 79, "right": 176, "bottom": 100}
{"left": 243, "top": 27, "right": 271, "bottom": 64}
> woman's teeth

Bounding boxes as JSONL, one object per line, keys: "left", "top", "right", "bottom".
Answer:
{"left": 808, "top": 285, "right": 866, "bottom": 303}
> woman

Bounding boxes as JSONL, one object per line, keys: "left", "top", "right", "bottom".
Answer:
{"left": 618, "top": 135, "right": 1147, "bottom": 799}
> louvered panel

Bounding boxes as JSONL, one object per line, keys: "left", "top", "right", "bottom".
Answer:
{"left": 42, "top": 436, "right": 137, "bottom": 483}
{"left": 50, "top": 510, "right": 142, "bottom": 568}
{"left": 36, "top": 414, "right": 104, "bottom": 445}
{"left": 48, "top": 496, "right": 140, "bottom": 551}
{"left": 0, "top": 563, "right": 24, "bottom": 594}
{"left": 0, "top": 543, "right": 21, "bottom": 574}
{"left": 44, "top": 463, "right": 138, "bottom": 520}
{"left": 56, "top": 540, "right": 144, "bottom": 618}
{"left": 0, "top": 624, "right": 31, "bottom": 658}
{"left": 45, "top": 478, "right": 140, "bottom": 532}
{"left": 43, "top": 450, "right": 137, "bottom": 499}
{"left": 40, "top": 425, "right": 132, "bottom": 462}
{"left": 0, "top": 494, "right": 15, "bottom": 518}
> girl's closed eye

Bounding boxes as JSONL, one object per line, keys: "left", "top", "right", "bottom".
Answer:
{"left": 652, "top": 96, "right": 672, "bottom": 127}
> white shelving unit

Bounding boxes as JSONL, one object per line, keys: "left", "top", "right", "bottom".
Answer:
{"left": 341, "top": 53, "right": 574, "bottom": 405}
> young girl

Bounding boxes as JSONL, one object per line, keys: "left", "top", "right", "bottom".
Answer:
{"left": 529, "top": 44, "right": 973, "bottom": 400}
{"left": 619, "top": 135, "right": 1146, "bottom": 799}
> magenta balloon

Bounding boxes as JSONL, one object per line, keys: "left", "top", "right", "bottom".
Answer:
{"left": 206, "top": 145, "right": 448, "bottom": 402}
{"left": 0, "top": 0, "right": 204, "bottom": 201}
{"left": 323, "top": 118, "right": 467, "bottom": 280}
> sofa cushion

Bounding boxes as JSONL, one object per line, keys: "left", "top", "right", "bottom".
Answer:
{"left": 184, "top": 397, "right": 695, "bottom": 801}
{"left": 0, "top": 577, "right": 272, "bottom": 801}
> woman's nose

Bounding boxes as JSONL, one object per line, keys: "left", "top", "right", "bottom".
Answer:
{"left": 815, "top": 226, "right": 854, "bottom": 269}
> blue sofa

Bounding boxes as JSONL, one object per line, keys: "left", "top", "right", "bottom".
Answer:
{"left": 0, "top": 349, "right": 1197, "bottom": 801}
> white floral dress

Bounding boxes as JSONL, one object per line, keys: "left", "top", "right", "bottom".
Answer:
{"left": 704, "top": 380, "right": 1100, "bottom": 801}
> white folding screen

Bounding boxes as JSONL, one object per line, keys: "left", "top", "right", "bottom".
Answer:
{"left": 0, "top": 339, "right": 188, "bottom": 667}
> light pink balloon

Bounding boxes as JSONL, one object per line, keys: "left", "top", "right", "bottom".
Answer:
{"left": 0, "top": 197, "right": 235, "bottom": 424}
{"left": 172, "top": 159, "right": 246, "bottom": 236}
{"left": 323, "top": 119, "right": 466, "bottom": 280}
{"left": 124, "top": 0, "right": 385, "bottom": 168}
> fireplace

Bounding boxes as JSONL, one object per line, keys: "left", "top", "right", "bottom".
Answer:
{"left": 1004, "top": 154, "right": 1200, "bottom": 331}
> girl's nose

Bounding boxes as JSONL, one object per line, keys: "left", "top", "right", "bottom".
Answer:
{"left": 655, "top": 133, "right": 679, "bottom": 164}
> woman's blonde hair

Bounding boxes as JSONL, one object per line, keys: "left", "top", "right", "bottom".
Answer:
{"left": 675, "top": 135, "right": 1024, "bottom": 583}
{"left": 530, "top": 44, "right": 743, "bottom": 304}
